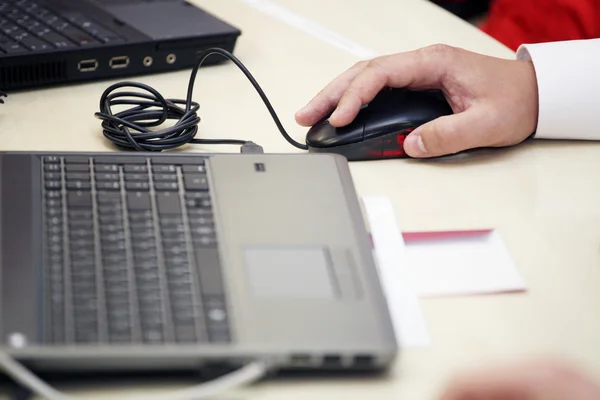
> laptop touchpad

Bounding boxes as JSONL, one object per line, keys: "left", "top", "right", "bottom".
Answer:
{"left": 244, "top": 247, "right": 337, "bottom": 298}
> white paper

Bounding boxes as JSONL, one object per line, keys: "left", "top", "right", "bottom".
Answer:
{"left": 403, "top": 230, "right": 526, "bottom": 297}
{"left": 361, "top": 196, "right": 430, "bottom": 348}
{"left": 242, "top": 0, "right": 380, "bottom": 59}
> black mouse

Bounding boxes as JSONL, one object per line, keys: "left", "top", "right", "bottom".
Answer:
{"left": 306, "top": 87, "right": 453, "bottom": 161}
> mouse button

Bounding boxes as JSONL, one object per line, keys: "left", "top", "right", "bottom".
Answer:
{"left": 306, "top": 119, "right": 365, "bottom": 148}
{"left": 363, "top": 116, "right": 413, "bottom": 140}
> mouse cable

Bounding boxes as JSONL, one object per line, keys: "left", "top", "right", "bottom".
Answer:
{"left": 95, "top": 48, "right": 308, "bottom": 152}
{"left": 0, "top": 350, "right": 271, "bottom": 400}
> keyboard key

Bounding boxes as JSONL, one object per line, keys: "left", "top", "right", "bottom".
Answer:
{"left": 125, "top": 181, "right": 149, "bottom": 191}
{"left": 186, "top": 195, "right": 212, "bottom": 209}
{"left": 131, "top": 229, "right": 155, "bottom": 241}
{"left": 124, "top": 165, "right": 147, "bottom": 173}
{"left": 182, "top": 165, "right": 206, "bottom": 173}
{"left": 98, "top": 215, "right": 122, "bottom": 227}
{"left": 1, "top": 22, "right": 18, "bottom": 34}
{"left": 67, "top": 191, "right": 92, "bottom": 208}
{"left": 68, "top": 210, "right": 93, "bottom": 220}
{"left": 62, "top": 12, "right": 123, "bottom": 44}
{"left": 64, "top": 156, "right": 89, "bottom": 164}
{"left": 183, "top": 174, "right": 208, "bottom": 191}
{"left": 129, "top": 210, "right": 152, "bottom": 222}
{"left": 46, "top": 198, "right": 61, "bottom": 207}
{"left": 0, "top": 39, "right": 25, "bottom": 53}
{"left": 127, "top": 192, "right": 151, "bottom": 211}
{"left": 99, "top": 223, "right": 125, "bottom": 235}
{"left": 19, "top": 35, "right": 51, "bottom": 50}
{"left": 155, "top": 182, "right": 178, "bottom": 191}
{"left": 30, "top": 6, "right": 50, "bottom": 20}
{"left": 50, "top": 22, "right": 98, "bottom": 46}
{"left": 190, "top": 225, "right": 214, "bottom": 236}
{"left": 193, "top": 235, "right": 217, "bottom": 247}
{"left": 159, "top": 216, "right": 183, "bottom": 226}
{"left": 98, "top": 200, "right": 121, "bottom": 212}
{"left": 21, "top": 19, "right": 41, "bottom": 32}
{"left": 40, "top": 11, "right": 59, "bottom": 25}
{"left": 101, "top": 232, "right": 125, "bottom": 243}
{"left": 65, "top": 173, "right": 90, "bottom": 181}
{"left": 94, "top": 164, "right": 118, "bottom": 173}
{"left": 132, "top": 241, "right": 157, "bottom": 252}
{"left": 153, "top": 174, "right": 177, "bottom": 182}
{"left": 124, "top": 173, "right": 148, "bottom": 182}
{"left": 43, "top": 156, "right": 60, "bottom": 164}
{"left": 96, "top": 181, "right": 120, "bottom": 191}
{"left": 67, "top": 181, "right": 91, "bottom": 190}
{"left": 189, "top": 216, "right": 214, "bottom": 226}
{"left": 152, "top": 165, "right": 176, "bottom": 173}
{"left": 102, "top": 253, "right": 127, "bottom": 267}
{"left": 65, "top": 164, "right": 89, "bottom": 172}
{"left": 46, "top": 191, "right": 62, "bottom": 200}
{"left": 156, "top": 192, "right": 181, "bottom": 215}
{"left": 194, "top": 249, "right": 223, "bottom": 296}
{"left": 44, "top": 164, "right": 60, "bottom": 172}
{"left": 44, "top": 180, "right": 61, "bottom": 190}
{"left": 69, "top": 219, "right": 93, "bottom": 229}
{"left": 97, "top": 190, "right": 121, "bottom": 199}
{"left": 95, "top": 173, "right": 119, "bottom": 181}
{"left": 39, "top": 30, "right": 74, "bottom": 49}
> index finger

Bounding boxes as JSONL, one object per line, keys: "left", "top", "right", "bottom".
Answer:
{"left": 329, "top": 45, "right": 454, "bottom": 126}
{"left": 295, "top": 60, "right": 367, "bottom": 127}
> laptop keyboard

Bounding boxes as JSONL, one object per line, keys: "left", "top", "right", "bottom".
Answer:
{"left": 42, "top": 155, "right": 230, "bottom": 346}
{"left": 0, "top": 0, "right": 123, "bottom": 54}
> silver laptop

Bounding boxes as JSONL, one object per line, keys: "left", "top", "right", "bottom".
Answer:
{"left": 0, "top": 151, "right": 397, "bottom": 375}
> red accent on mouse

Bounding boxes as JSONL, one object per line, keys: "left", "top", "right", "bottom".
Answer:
{"left": 305, "top": 88, "right": 452, "bottom": 161}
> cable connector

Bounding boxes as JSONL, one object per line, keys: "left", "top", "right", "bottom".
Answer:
{"left": 241, "top": 141, "right": 264, "bottom": 154}
{"left": 0, "top": 90, "right": 6, "bottom": 104}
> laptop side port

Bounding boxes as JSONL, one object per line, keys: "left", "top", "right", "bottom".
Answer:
{"left": 353, "top": 354, "right": 375, "bottom": 368}
{"left": 289, "top": 354, "right": 312, "bottom": 367}
{"left": 78, "top": 59, "right": 98, "bottom": 72}
{"left": 322, "top": 354, "right": 343, "bottom": 368}
{"left": 109, "top": 56, "right": 130, "bottom": 69}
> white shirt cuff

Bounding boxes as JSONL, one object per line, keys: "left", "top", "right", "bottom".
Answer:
{"left": 516, "top": 39, "right": 600, "bottom": 141}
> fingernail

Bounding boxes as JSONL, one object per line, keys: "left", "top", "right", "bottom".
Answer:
{"left": 406, "top": 133, "right": 427, "bottom": 154}
{"left": 329, "top": 105, "right": 346, "bottom": 122}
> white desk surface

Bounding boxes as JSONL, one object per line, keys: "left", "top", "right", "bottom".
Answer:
{"left": 1, "top": 0, "right": 600, "bottom": 399}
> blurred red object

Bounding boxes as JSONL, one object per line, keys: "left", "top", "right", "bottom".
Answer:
{"left": 480, "top": 0, "right": 600, "bottom": 50}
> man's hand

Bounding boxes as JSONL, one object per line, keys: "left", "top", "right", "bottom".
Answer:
{"left": 438, "top": 358, "right": 600, "bottom": 400}
{"left": 295, "top": 44, "right": 539, "bottom": 158}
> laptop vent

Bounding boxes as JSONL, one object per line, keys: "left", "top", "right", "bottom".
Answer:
{"left": 0, "top": 61, "right": 67, "bottom": 90}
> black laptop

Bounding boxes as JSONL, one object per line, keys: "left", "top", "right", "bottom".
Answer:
{"left": 0, "top": 0, "right": 241, "bottom": 91}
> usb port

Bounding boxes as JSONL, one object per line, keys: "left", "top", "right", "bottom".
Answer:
{"left": 290, "top": 354, "right": 312, "bottom": 366}
{"left": 353, "top": 355, "right": 374, "bottom": 368}
{"left": 78, "top": 59, "right": 98, "bottom": 72}
{"left": 109, "top": 56, "right": 130, "bottom": 69}
{"left": 322, "top": 355, "right": 342, "bottom": 367}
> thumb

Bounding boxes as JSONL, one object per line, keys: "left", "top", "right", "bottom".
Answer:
{"left": 404, "top": 110, "right": 490, "bottom": 158}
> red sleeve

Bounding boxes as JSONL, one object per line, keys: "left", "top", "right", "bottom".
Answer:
{"left": 479, "top": 0, "right": 600, "bottom": 51}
